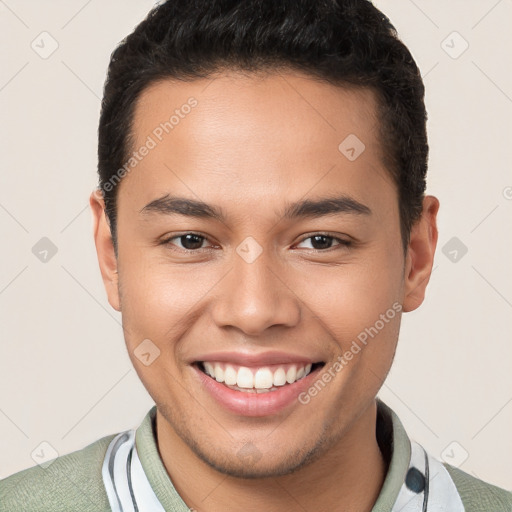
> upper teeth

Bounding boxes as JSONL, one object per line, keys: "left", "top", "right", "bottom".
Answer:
{"left": 202, "top": 362, "right": 313, "bottom": 389}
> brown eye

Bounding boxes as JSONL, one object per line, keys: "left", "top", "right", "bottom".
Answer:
{"left": 165, "top": 233, "right": 208, "bottom": 251}
{"left": 309, "top": 235, "right": 335, "bottom": 250}
{"left": 296, "top": 234, "right": 350, "bottom": 251}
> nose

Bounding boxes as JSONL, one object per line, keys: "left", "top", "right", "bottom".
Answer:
{"left": 211, "top": 247, "right": 301, "bottom": 336}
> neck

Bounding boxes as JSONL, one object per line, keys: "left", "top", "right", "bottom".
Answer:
{"left": 156, "top": 400, "right": 387, "bottom": 512}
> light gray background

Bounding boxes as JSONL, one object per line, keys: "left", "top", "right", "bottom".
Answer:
{"left": 1, "top": 0, "right": 511, "bottom": 490}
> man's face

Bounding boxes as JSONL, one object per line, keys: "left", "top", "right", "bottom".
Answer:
{"left": 104, "top": 71, "right": 410, "bottom": 477}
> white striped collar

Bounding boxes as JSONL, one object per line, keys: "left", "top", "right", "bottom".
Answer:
{"left": 102, "top": 429, "right": 165, "bottom": 512}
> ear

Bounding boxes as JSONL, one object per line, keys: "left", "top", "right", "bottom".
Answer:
{"left": 402, "top": 195, "right": 440, "bottom": 312}
{"left": 89, "top": 189, "right": 121, "bottom": 312}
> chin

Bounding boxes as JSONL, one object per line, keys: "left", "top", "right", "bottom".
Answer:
{"left": 186, "top": 430, "right": 334, "bottom": 480}
{"left": 194, "top": 450, "right": 313, "bottom": 480}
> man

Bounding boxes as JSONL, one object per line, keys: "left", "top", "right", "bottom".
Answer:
{"left": 1, "top": 0, "right": 511, "bottom": 511}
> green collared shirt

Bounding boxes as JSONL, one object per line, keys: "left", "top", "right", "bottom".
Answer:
{"left": 1, "top": 400, "right": 511, "bottom": 511}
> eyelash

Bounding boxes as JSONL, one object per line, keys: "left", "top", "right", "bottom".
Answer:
{"left": 160, "top": 232, "right": 352, "bottom": 253}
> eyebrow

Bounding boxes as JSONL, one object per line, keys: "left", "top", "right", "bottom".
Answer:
{"left": 139, "top": 194, "right": 372, "bottom": 221}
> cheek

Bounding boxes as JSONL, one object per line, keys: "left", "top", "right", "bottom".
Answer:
{"left": 301, "top": 252, "right": 403, "bottom": 340}
{"left": 116, "top": 247, "right": 221, "bottom": 344}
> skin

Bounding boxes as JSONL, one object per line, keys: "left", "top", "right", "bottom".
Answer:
{"left": 90, "top": 69, "right": 439, "bottom": 512}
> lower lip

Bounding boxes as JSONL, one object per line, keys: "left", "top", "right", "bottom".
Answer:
{"left": 193, "top": 365, "right": 322, "bottom": 417}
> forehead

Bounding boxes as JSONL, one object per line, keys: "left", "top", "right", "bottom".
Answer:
{"left": 121, "top": 70, "right": 394, "bottom": 219}
{"left": 132, "top": 69, "right": 381, "bottom": 148}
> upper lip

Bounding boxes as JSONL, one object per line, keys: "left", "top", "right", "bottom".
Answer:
{"left": 192, "top": 351, "right": 323, "bottom": 367}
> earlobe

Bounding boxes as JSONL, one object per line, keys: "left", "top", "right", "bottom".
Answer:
{"left": 89, "top": 189, "right": 121, "bottom": 312}
{"left": 402, "top": 195, "right": 440, "bottom": 313}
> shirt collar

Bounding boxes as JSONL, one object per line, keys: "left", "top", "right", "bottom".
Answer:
{"left": 372, "top": 398, "right": 412, "bottom": 511}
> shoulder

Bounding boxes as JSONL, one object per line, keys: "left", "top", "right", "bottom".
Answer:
{"left": 444, "top": 463, "right": 512, "bottom": 512}
{"left": 0, "top": 433, "right": 116, "bottom": 512}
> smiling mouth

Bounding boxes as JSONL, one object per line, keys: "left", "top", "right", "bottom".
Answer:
{"left": 196, "top": 361, "right": 325, "bottom": 393}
